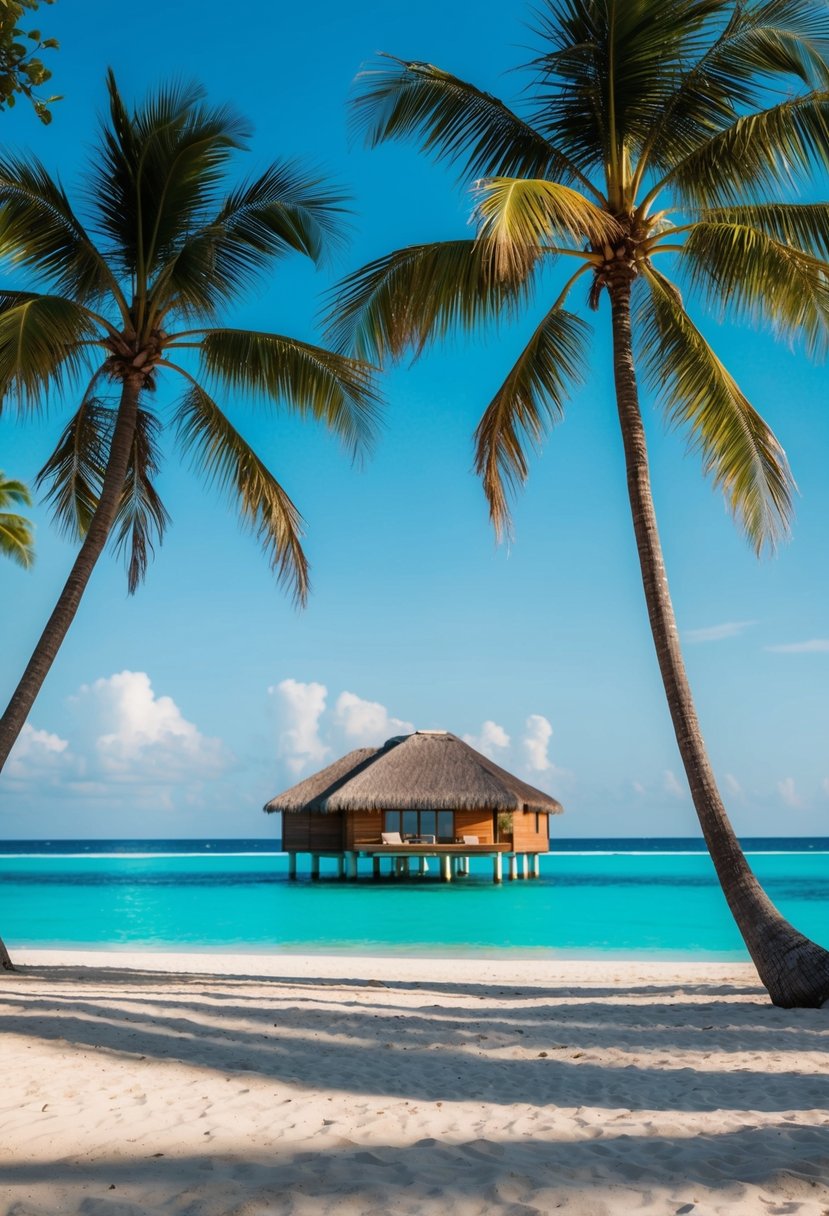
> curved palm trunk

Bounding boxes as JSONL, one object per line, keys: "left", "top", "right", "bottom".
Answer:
{"left": 609, "top": 275, "right": 829, "bottom": 1009}
{"left": 0, "top": 374, "right": 142, "bottom": 970}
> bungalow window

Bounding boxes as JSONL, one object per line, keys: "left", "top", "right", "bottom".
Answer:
{"left": 383, "top": 810, "right": 455, "bottom": 841}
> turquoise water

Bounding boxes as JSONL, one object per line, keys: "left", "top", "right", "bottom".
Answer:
{"left": 2, "top": 842, "right": 829, "bottom": 959}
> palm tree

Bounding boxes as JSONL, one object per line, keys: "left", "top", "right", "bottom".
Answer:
{"left": 328, "top": 0, "right": 829, "bottom": 1006}
{"left": 0, "top": 71, "right": 380, "bottom": 778}
{"left": 0, "top": 472, "right": 34, "bottom": 567}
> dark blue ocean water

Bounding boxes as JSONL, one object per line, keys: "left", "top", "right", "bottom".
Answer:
{"left": 1, "top": 838, "right": 827, "bottom": 959}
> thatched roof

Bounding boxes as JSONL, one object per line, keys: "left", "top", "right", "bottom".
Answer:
{"left": 264, "top": 731, "right": 563, "bottom": 815}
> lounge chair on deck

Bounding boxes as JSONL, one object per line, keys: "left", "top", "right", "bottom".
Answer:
{"left": 462, "top": 835, "right": 479, "bottom": 845}
{"left": 381, "top": 831, "right": 403, "bottom": 845}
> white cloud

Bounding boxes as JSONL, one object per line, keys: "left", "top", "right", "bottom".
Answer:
{"left": 333, "top": 691, "right": 414, "bottom": 747}
{"left": 463, "top": 720, "right": 511, "bottom": 758}
{"left": 522, "top": 714, "right": 555, "bottom": 773}
{"left": 664, "top": 769, "right": 687, "bottom": 800}
{"left": 685, "top": 621, "right": 756, "bottom": 644}
{"left": 5, "top": 723, "right": 72, "bottom": 782}
{"left": 632, "top": 780, "right": 646, "bottom": 797}
{"left": 777, "top": 777, "right": 801, "bottom": 808}
{"left": 73, "top": 671, "right": 227, "bottom": 781}
{"left": 269, "top": 678, "right": 330, "bottom": 775}
{"left": 765, "top": 639, "right": 829, "bottom": 654}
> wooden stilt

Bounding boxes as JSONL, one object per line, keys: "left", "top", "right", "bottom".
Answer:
{"left": 310, "top": 853, "right": 320, "bottom": 880}
{"left": 508, "top": 854, "right": 518, "bottom": 881}
{"left": 493, "top": 853, "right": 503, "bottom": 883}
{"left": 441, "top": 855, "right": 452, "bottom": 882}
{"left": 336, "top": 854, "right": 345, "bottom": 880}
{"left": 288, "top": 853, "right": 297, "bottom": 880}
{"left": 345, "top": 851, "right": 358, "bottom": 880}
{"left": 521, "top": 853, "right": 529, "bottom": 879}
{"left": 530, "top": 854, "right": 540, "bottom": 878}
{"left": 372, "top": 856, "right": 381, "bottom": 879}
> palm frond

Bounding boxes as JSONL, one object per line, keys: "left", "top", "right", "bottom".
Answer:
{"left": 637, "top": 0, "right": 829, "bottom": 178}
{"left": 352, "top": 56, "right": 593, "bottom": 192}
{"left": 36, "top": 388, "right": 112, "bottom": 537}
{"left": 474, "top": 177, "right": 617, "bottom": 279}
{"left": 112, "top": 408, "right": 170, "bottom": 594}
{"left": 663, "top": 90, "right": 829, "bottom": 206}
{"left": 0, "top": 295, "right": 100, "bottom": 414}
{"left": 196, "top": 329, "right": 380, "bottom": 459}
{"left": 529, "top": 0, "right": 727, "bottom": 177}
{"left": 679, "top": 219, "right": 829, "bottom": 355}
{"left": 153, "top": 161, "right": 349, "bottom": 319}
{"left": 324, "top": 239, "right": 536, "bottom": 363}
{"left": 696, "top": 202, "right": 829, "bottom": 257}
{"left": 90, "top": 69, "right": 250, "bottom": 282}
{"left": 638, "top": 265, "right": 794, "bottom": 552}
{"left": 474, "top": 305, "right": 590, "bottom": 538}
{"left": 0, "top": 511, "right": 34, "bottom": 567}
{"left": 0, "top": 152, "right": 120, "bottom": 305}
{"left": 173, "top": 379, "right": 309, "bottom": 604}
{"left": 0, "top": 472, "right": 32, "bottom": 510}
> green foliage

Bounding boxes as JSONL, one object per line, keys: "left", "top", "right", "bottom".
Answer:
{"left": 0, "top": 470, "right": 34, "bottom": 566}
{"left": 0, "top": 1, "right": 59, "bottom": 124}
{"left": 332, "top": 0, "right": 829, "bottom": 554}
{"left": 1, "top": 72, "right": 379, "bottom": 601}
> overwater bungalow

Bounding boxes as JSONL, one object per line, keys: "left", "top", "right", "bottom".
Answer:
{"left": 265, "top": 729, "right": 563, "bottom": 882}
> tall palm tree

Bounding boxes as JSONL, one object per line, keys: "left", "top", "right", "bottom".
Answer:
{"left": 328, "top": 0, "right": 829, "bottom": 1006}
{"left": 0, "top": 71, "right": 380, "bottom": 777}
{"left": 0, "top": 472, "right": 34, "bottom": 567}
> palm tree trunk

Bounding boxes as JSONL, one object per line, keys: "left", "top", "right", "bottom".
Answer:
{"left": 609, "top": 273, "right": 829, "bottom": 1008}
{"left": 0, "top": 374, "right": 142, "bottom": 970}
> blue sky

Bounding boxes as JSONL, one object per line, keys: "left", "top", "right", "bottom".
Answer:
{"left": 1, "top": 0, "right": 828, "bottom": 839}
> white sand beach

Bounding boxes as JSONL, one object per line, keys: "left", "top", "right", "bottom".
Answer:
{"left": 1, "top": 951, "right": 828, "bottom": 1215}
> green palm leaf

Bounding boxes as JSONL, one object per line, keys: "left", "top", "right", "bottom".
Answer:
{"left": 474, "top": 305, "right": 590, "bottom": 538}
{"left": 93, "top": 69, "right": 250, "bottom": 284}
{"left": 36, "top": 388, "right": 112, "bottom": 538}
{"left": 636, "top": 0, "right": 829, "bottom": 179}
{"left": 696, "top": 202, "right": 829, "bottom": 257}
{"left": 174, "top": 380, "right": 309, "bottom": 604}
{"left": 638, "top": 266, "right": 794, "bottom": 551}
{"left": 679, "top": 220, "right": 829, "bottom": 355}
{"left": 113, "top": 408, "right": 170, "bottom": 594}
{"left": 664, "top": 90, "right": 829, "bottom": 206}
{"left": 0, "top": 152, "right": 120, "bottom": 306}
{"left": 325, "top": 239, "right": 536, "bottom": 362}
{"left": 352, "top": 56, "right": 593, "bottom": 191}
{"left": 197, "top": 329, "right": 380, "bottom": 458}
{"left": 0, "top": 470, "right": 35, "bottom": 568}
{"left": 0, "top": 294, "right": 100, "bottom": 414}
{"left": 475, "top": 177, "right": 618, "bottom": 279}
{"left": 154, "top": 162, "right": 349, "bottom": 319}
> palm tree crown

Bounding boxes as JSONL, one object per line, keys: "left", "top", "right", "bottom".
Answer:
{"left": 0, "top": 471, "right": 34, "bottom": 567}
{"left": 332, "top": 0, "right": 828, "bottom": 551}
{"left": 0, "top": 70, "right": 379, "bottom": 601}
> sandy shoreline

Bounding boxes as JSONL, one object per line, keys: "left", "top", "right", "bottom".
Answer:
{"left": 1, "top": 950, "right": 828, "bottom": 1215}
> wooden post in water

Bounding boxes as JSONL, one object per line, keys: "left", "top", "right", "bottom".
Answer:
{"left": 345, "top": 851, "right": 358, "bottom": 880}
{"left": 372, "top": 856, "right": 381, "bottom": 880}
{"left": 441, "top": 855, "right": 452, "bottom": 882}
{"left": 508, "top": 854, "right": 518, "bottom": 881}
{"left": 288, "top": 854, "right": 297, "bottom": 880}
{"left": 310, "top": 854, "right": 320, "bottom": 880}
{"left": 521, "top": 854, "right": 529, "bottom": 880}
{"left": 493, "top": 853, "right": 503, "bottom": 883}
{"left": 336, "top": 854, "right": 345, "bottom": 880}
{"left": 530, "top": 854, "right": 540, "bottom": 878}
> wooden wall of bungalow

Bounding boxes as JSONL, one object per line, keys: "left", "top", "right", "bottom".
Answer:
{"left": 281, "top": 808, "right": 550, "bottom": 853}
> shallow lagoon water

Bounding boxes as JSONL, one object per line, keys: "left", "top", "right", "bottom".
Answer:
{"left": 2, "top": 839, "right": 829, "bottom": 959}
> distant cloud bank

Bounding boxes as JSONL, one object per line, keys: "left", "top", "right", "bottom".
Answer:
{"left": 765, "top": 639, "right": 829, "bottom": 654}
